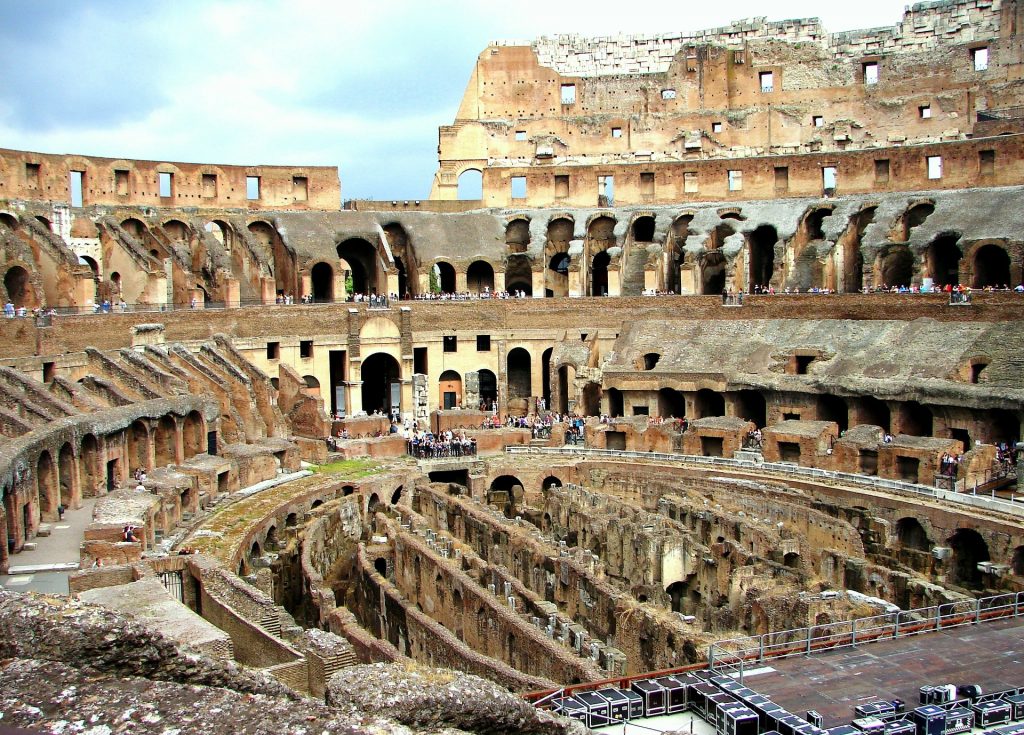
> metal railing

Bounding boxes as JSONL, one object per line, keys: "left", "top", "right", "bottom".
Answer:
{"left": 708, "top": 591, "right": 1024, "bottom": 678}
{"left": 504, "top": 446, "right": 1023, "bottom": 517}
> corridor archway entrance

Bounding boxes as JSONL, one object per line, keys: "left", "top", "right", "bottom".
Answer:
{"left": 361, "top": 353, "right": 402, "bottom": 417}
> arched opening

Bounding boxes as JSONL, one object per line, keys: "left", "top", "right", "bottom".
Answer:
{"left": 843, "top": 207, "right": 875, "bottom": 293}
{"left": 394, "top": 255, "right": 408, "bottom": 297}
{"left": 154, "top": 415, "right": 177, "bottom": 466}
{"left": 608, "top": 388, "right": 623, "bottom": 418}
{"left": 541, "top": 348, "right": 552, "bottom": 409}
{"left": 366, "top": 493, "right": 380, "bottom": 514}
{"left": 80, "top": 434, "right": 100, "bottom": 498}
{"left": 902, "top": 202, "right": 935, "bottom": 240}
{"left": 972, "top": 244, "right": 1011, "bottom": 288}
{"left": 546, "top": 252, "right": 570, "bottom": 297}
{"left": 901, "top": 401, "right": 933, "bottom": 437}
{"left": 162, "top": 219, "right": 189, "bottom": 243}
{"left": 182, "top": 411, "right": 204, "bottom": 459}
{"left": 3, "top": 266, "right": 37, "bottom": 309}
{"left": 438, "top": 370, "right": 462, "bottom": 410}
{"left": 581, "top": 382, "right": 601, "bottom": 416}
{"left": 542, "top": 476, "right": 562, "bottom": 489}
{"left": 817, "top": 395, "right": 849, "bottom": 433}
{"left": 878, "top": 244, "right": 913, "bottom": 287}
{"left": 556, "top": 364, "right": 574, "bottom": 415}
{"left": 783, "top": 552, "right": 801, "bottom": 569}
{"left": 120, "top": 218, "right": 146, "bottom": 239}
{"left": 700, "top": 250, "right": 726, "bottom": 295}
{"left": 896, "top": 517, "right": 931, "bottom": 551}
{"left": 506, "top": 219, "right": 531, "bottom": 253}
{"left": 695, "top": 389, "right": 725, "bottom": 419}
{"left": 804, "top": 208, "right": 831, "bottom": 241}
{"left": 302, "top": 375, "right": 321, "bottom": 397}
{"left": 249, "top": 540, "right": 262, "bottom": 564}
{"left": 989, "top": 409, "right": 1020, "bottom": 446}
{"left": 206, "top": 220, "right": 233, "bottom": 250}
{"left": 658, "top": 388, "right": 686, "bottom": 419}
{"left": 748, "top": 225, "right": 777, "bottom": 290}
{"left": 286, "top": 512, "right": 298, "bottom": 527}
{"left": 342, "top": 485, "right": 355, "bottom": 497}
{"left": 128, "top": 420, "right": 149, "bottom": 474}
{"left": 947, "top": 528, "right": 989, "bottom": 589}
{"left": 590, "top": 250, "right": 610, "bottom": 296}
{"left": 859, "top": 396, "right": 890, "bottom": 432}
{"left": 336, "top": 238, "right": 378, "bottom": 295}
{"left": 1013, "top": 546, "right": 1024, "bottom": 576}
{"left": 457, "top": 169, "right": 482, "bottom": 200}
{"left": 433, "top": 262, "right": 456, "bottom": 294}
{"left": 374, "top": 557, "right": 388, "bottom": 576}
{"left": 360, "top": 353, "right": 401, "bottom": 416}
{"left": 478, "top": 369, "right": 497, "bottom": 410}
{"left": 311, "top": 262, "right": 334, "bottom": 302}
{"left": 927, "top": 234, "right": 962, "bottom": 287}
{"left": 632, "top": 216, "right": 655, "bottom": 242}
{"left": 505, "top": 254, "right": 533, "bottom": 295}
{"left": 666, "top": 575, "right": 700, "bottom": 615}
{"left": 506, "top": 348, "right": 532, "bottom": 411}
{"left": 58, "top": 443, "right": 76, "bottom": 509}
{"left": 110, "top": 272, "right": 121, "bottom": 295}
{"left": 489, "top": 475, "right": 524, "bottom": 518}
{"left": 0, "top": 213, "right": 18, "bottom": 230}
{"left": 390, "top": 485, "right": 403, "bottom": 505}
{"left": 642, "top": 353, "right": 660, "bottom": 370}
{"left": 37, "top": 451, "right": 56, "bottom": 517}
{"left": 382, "top": 223, "right": 413, "bottom": 296}
{"left": 80, "top": 255, "right": 99, "bottom": 278}
{"left": 466, "top": 261, "right": 494, "bottom": 294}
{"left": 735, "top": 390, "right": 767, "bottom": 428}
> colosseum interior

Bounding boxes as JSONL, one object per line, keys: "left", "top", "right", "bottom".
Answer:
{"left": 1, "top": 1, "right": 1023, "bottom": 733}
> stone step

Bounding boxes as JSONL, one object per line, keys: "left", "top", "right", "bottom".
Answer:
{"left": 35, "top": 524, "right": 52, "bottom": 537}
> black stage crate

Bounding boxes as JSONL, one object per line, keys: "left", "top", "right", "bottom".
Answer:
{"left": 852, "top": 717, "right": 886, "bottom": 735}
{"left": 986, "top": 724, "right": 1024, "bottom": 735}
{"left": 709, "top": 693, "right": 741, "bottom": 726}
{"left": 974, "top": 701, "right": 1012, "bottom": 727}
{"left": 722, "top": 705, "right": 761, "bottom": 735}
{"left": 620, "top": 688, "right": 644, "bottom": 720}
{"left": 857, "top": 701, "right": 899, "bottom": 718}
{"left": 631, "top": 678, "right": 668, "bottom": 717}
{"left": 655, "top": 675, "right": 690, "bottom": 714}
{"left": 885, "top": 719, "right": 917, "bottom": 735}
{"left": 807, "top": 711, "right": 824, "bottom": 728}
{"left": 913, "top": 705, "right": 949, "bottom": 735}
{"left": 690, "top": 682, "right": 723, "bottom": 717}
{"left": 596, "top": 688, "right": 631, "bottom": 724}
{"left": 777, "top": 713, "right": 810, "bottom": 735}
{"left": 575, "top": 691, "right": 611, "bottom": 729}
{"left": 827, "top": 726, "right": 860, "bottom": 735}
{"left": 552, "top": 695, "right": 587, "bottom": 724}
{"left": 944, "top": 706, "right": 974, "bottom": 735}
{"left": 1003, "top": 694, "right": 1024, "bottom": 722}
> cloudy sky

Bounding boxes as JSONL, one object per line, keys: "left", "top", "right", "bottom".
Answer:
{"left": 0, "top": 0, "right": 906, "bottom": 201}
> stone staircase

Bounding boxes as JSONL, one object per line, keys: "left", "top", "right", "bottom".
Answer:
{"left": 621, "top": 243, "right": 651, "bottom": 295}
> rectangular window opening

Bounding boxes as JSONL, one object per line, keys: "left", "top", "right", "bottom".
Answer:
{"left": 874, "top": 159, "right": 890, "bottom": 183}
{"left": 759, "top": 71, "right": 774, "bottom": 93}
{"left": 979, "top": 149, "right": 995, "bottom": 176}
{"left": 267, "top": 342, "right": 280, "bottom": 360}
{"left": 510, "top": 176, "right": 527, "bottom": 200}
{"left": 632, "top": 406, "right": 649, "bottom": 416}
{"left": 611, "top": 126, "right": 622, "bottom": 138}
{"left": 598, "top": 175, "right": 614, "bottom": 206}
{"left": 202, "top": 173, "right": 217, "bottom": 198}
{"left": 443, "top": 335, "right": 458, "bottom": 353}
{"left": 822, "top": 166, "right": 837, "bottom": 194}
{"left": 292, "top": 175, "right": 308, "bottom": 201}
{"left": 727, "top": 169, "right": 742, "bottom": 192}
{"left": 246, "top": 175, "right": 261, "bottom": 200}
{"left": 778, "top": 441, "right": 801, "bottom": 463}
{"left": 972, "top": 47, "right": 989, "bottom": 71}
{"left": 69, "top": 170, "right": 84, "bottom": 207}
{"left": 25, "top": 162, "right": 41, "bottom": 188}
{"left": 115, "top": 169, "right": 130, "bottom": 196}
{"left": 661, "top": 88, "right": 676, "bottom": 100}
{"left": 711, "top": 121, "right": 723, "bottom": 133}
{"left": 927, "top": 155, "right": 943, "bottom": 180}
{"left": 560, "top": 84, "right": 576, "bottom": 105}
{"left": 414, "top": 347, "right": 428, "bottom": 375}
{"left": 774, "top": 166, "right": 789, "bottom": 191}
{"left": 158, "top": 171, "right": 174, "bottom": 198}
{"left": 476, "top": 335, "right": 491, "bottom": 351}
{"left": 554, "top": 174, "right": 569, "bottom": 199}
{"left": 514, "top": 130, "right": 527, "bottom": 141}
{"left": 813, "top": 115, "right": 824, "bottom": 127}
{"left": 919, "top": 105, "right": 932, "bottom": 119}
{"left": 299, "top": 340, "right": 313, "bottom": 359}
{"left": 863, "top": 61, "right": 879, "bottom": 85}
{"left": 42, "top": 361, "right": 56, "bottom": 383}
{"left": 640, "top": 172, "right": 655, "bottom": 198}
{"left": 684, "top": 171, "right": 698, "bottom": 193}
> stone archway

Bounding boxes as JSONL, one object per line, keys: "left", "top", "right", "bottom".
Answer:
{"left": 972, "top": 243, "right": 1011, "bottom": 288}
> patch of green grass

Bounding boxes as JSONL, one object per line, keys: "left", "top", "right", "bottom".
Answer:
{"left": 310, "top": 457, "right": 387, "bottom": 478}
